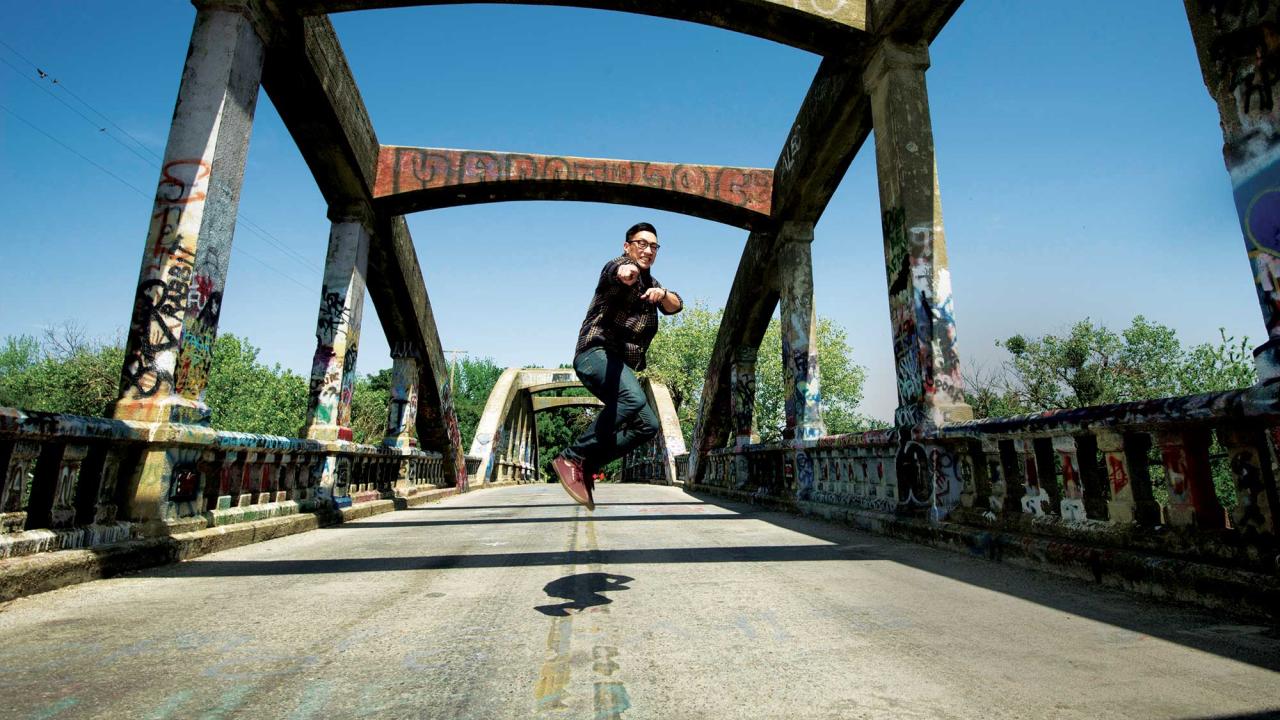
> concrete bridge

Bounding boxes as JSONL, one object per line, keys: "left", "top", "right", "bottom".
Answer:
{"left": 2, "top": 1, "right": 1280, "bottom": 717}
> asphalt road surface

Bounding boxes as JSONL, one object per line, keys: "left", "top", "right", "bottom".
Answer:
{"left": 1, "top": 484, "right": 1277, "bottom": 720}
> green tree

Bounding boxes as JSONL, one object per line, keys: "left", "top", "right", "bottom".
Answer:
{"left": 453, "top": 355, "right": 505, "bottom": 447}
{"left": 984, "top": 316, "right": 1256, "bottom": 415}
{"left": 0, "top": 325, "right": 123, "bottom": 417}
{"left": 204, "top": 334, "right": 309, "bottom": 437}
{"left": 642, "top": 303, "right": 876, "bottom": 446}
{"left": 972, "top": 316, "right": 1258, "bottom": 511}
{"left": 347, "top": 368, "right": 392, "bottom": 445}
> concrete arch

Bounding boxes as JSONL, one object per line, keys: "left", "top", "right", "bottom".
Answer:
{"left": 373, "top": 147, "right": 774, "bottom": 231}
{"left": 291, "top": 1, "right": 868, "bottom": 55}
{"left": 466, "top": 367, "right": 686, "bottom": 485}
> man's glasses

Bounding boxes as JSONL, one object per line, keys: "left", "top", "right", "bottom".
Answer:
{"left": 627, "top": 239, "right": 661, "bottom": 252}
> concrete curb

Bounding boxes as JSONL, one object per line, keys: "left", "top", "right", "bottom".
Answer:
{"left": 0, "top": 484, "right": 475, "bottom": 604}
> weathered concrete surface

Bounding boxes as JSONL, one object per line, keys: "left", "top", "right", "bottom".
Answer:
{"left": 373, "top": 147, "right": 773, "bottom": 230}
{"left": 0, "top": 487, "right": 457, "bottom": 604}
{"left": 1, "top": 485, "right": 1276, "bottom": 719}
{"left": 289, "top": 0, "right": 869, "bottom": 54}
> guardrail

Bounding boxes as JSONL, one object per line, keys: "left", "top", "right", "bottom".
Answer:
{"left": 0, "top": 407, "right": 446, "bottom": 559}
{"left": 684, "top": 384, "right": 1280, "bottom": 585}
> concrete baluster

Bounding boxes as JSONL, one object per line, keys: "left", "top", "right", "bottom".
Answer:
{"left": 1097, "top": 431, "right": 1158, "bottom": 526}
{"left": 1, "top": 442, "right": 38, "bottom": 533}
{"left": 47, "top": 444, "right": 89, "bottom": 530}
{"left": 209, "top": 450, "right": 238, "bottom": 512}
{"left": 91, "top": 447, "right": 126, "bottom": 528}
{"left": 1052, "top": 436, "right": 1087, "bottom": 522}
{"left": 1220, "top": 425, "right": 1279, "bottom": 536}
{"left": 1014, "top": 438, "right": 1048, "bottom": 516}
{"left": 1157, "top": 429, "right": 1225, "bottom": 530}
{"left": 981, "top": 438, "right": 1005, "bottom": 516}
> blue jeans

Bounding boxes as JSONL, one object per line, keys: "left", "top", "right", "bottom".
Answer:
{"left": 564, "top": 347, "right": 659, "bottom": 470}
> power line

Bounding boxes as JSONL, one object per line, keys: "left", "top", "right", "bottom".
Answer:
{"left": 0, "top": 39, "right": 324, "bottom": 274}
{"left": 0, "top": 38, "right": 166, "bottom": 163}
{"left": 0, "top": 102, "right": 317, "bottom": 297}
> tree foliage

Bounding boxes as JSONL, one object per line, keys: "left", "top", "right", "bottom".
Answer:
{"left": 203, "top": 334, "right": 310, "bottom": 437}
{"left": 642, "top": 303, "right": 877, "bottom": 445}
{"left": 0, "top": 325, "right": 123, "bottom": 417}
{"left": 452, "top": 355, "right": 505, "bottom": 448}
{"left": 968, "top": 316, "right": 1257, "bottom": 417}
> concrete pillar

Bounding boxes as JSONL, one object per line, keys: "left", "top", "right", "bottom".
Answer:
{"left": 112, "top": 6, "right": 265, "bottom": 425}
{"left": 1184, "top": 4, "right": 1280, "bottom": 380}
{"left": 302, "top": 216, "right": 371, "bottom": 442}
{"left": 731, "top": 346, "right": 760, "bottom": 447}
{"left": 776, "top": 221, "right": 826, "bottom": 442}
{"left": 863, "top": 40, "right": 971, "bottom": 428}
{"left": 384, "top": 348, "right": 421, "bottom": 449}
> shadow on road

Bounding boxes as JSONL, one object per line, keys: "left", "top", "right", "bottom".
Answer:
{"left": 140, "top": 490, "right": 1280, "bottom": 672}
{"left": 535, "top": 572, "right": 634, "bottom": 616}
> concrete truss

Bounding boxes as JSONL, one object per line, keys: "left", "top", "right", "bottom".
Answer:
{"left": 207, "top": 0, "right": 965, "bottom": 489}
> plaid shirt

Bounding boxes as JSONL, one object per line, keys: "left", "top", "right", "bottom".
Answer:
{"left": 575, "top": 256, "right": 678, "bottom": 370}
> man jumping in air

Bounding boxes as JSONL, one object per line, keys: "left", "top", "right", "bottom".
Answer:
{"left": 552, "top": 222, "right": 683, "bottom": 510}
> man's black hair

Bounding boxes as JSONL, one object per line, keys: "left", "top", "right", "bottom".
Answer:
{"left": 625, "top": 222, "right": 657, "bottom": 242}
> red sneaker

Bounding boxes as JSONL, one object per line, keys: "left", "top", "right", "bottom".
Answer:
{"left": 552, "top": 455, "right": 594, "bottom": 511}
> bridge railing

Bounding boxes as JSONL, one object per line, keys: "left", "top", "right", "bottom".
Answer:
{"left": 0, "top": 406, "right": 446, "bottom": 559}
{"left": 685, "top": 384, "right": 1280, "bottom": 578}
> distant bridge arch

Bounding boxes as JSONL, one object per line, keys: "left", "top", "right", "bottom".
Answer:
{"left": 467, "top": 367, "right": 686, "bottom": 485}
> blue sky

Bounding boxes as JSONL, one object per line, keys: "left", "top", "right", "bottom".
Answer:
{"left": 0, "top": 1, "right": 1259, "bottom": 422}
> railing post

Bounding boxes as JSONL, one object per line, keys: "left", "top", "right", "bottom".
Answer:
{"left": 1158, "top": 429, "right": 1225, "bottom": 530}
{"left": 1097, "top": 431, "right": 1159, "bottom": 526}
{"left": 50, "top": 444, "right": 87, "bottom": 530}
{"left": 1052, "top": 436, "right": 1087, "bottom": 522}
{"left": 128, "top": 445, "right": 207, "bottom": 533}
{"left": 3, "top": 442, "right": 42, "bottom": 532}
{"left": 1222, "top": 425, "right": 1279, "bottom": 536}
{"left": 1014, "top": 438, "right": 1049, "bottom": 516}
{"left": 981, "top": 438, "right": 1006, "bottom": 516}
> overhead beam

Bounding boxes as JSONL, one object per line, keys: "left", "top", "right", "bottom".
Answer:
{"left": 373, "top": 147, "right": 774, "bottom": 231}
{"left": 770, "top": 54, "right": 871, "bottom": 223}
{"left": 532, "top": 396, "right": 605, "bottom": 412}
{"left": 525, "top": 381, "right": 585, "bottom": 394}
{"left": 282, "top": 0, "right": 867, "bottom": 54}
{"left": 258, "top": 13, "right": 378, "bottom": 210}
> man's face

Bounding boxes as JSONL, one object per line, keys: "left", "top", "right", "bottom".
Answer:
{"left": 622, "top": 230, "right": 659, "bottom": 270}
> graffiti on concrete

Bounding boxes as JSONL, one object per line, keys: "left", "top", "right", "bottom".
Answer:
{"left": 375, "top": 147, "right": 773, "bottom": 218}
{"left": 120, "top": 159, "right": 212, "bottom": 405}
{"left": 882, "top": 204, "right": 964, "bottom": 427}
